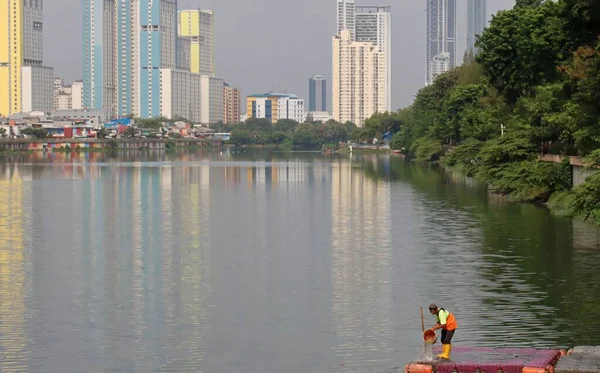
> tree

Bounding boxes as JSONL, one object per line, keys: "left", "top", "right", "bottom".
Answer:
{"left": 476, "top": 2, "right": 571, "bottom": 104}
{"left": 431, "top": 84, "right": 487, "bottom": 143}
{"left": 21, "top": 127, "right": 48, "bottom": 138}
{"left": 0, "top": 128, "right": 6, "bottom": 139}
{"left": 561, "top": 0, "right": 600, "bottom": 47}
{"left": 268, "top": 131, "right": 289, "bottom": 145}
{"left": 123, "top": 127, "right": 135, "bottom": 138}
{"left": 97, "top": 127, "right": 109, "bottom": 139}
{"left": 292, "top": 124, "right": 317, "bottom": 146}
{"left": 515, "top": 0, "right": 542, "bottom": 8}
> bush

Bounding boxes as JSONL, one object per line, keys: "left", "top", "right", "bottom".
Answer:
{"left": 481, "top": 160, "right": 572, "bottom": 202}
{"left": 412, "top": 137, "right": 443, "bottom": 161}
{"left": 571, "top": 172, "right": 600, "bottom": 224}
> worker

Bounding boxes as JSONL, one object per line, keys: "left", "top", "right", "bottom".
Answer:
{"left": 429, "top": 304, "right": 457, "bottom": 359}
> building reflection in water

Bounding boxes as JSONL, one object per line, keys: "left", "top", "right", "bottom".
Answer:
{"left": 0, "top": 172, "right": 28, "bottom": 372}
{"left": 330, "top": 157, "right": 394, "bottom": 371}
{"left": 0, "top": 158, "right": 216, "bottom": 371}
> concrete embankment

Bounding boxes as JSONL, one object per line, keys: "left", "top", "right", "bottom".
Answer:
{"left": 0, "top": 138, "right": 222, "bottom": 152}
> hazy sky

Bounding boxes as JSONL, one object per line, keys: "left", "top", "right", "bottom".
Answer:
{"left": 44, "top": 0, "right": 515, "bottom": 111}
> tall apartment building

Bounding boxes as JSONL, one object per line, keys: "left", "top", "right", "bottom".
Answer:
{"left": 429, "top": 52, "right": 450, "bottom": 85}
{"left": 334, "top": 1, "right": 391, "bottom": 121}
{"left": 355, "top": 6, "right": 391, "bottom": 111}
{"left": 0, "top": 0, "right": 53, "bottom": 115}
{"left": 83, "top": 1, "right": 223, "bottom": 122}
{"left": 200, "top": 76, "right": 224, "bottom": 125}
{"left": 135, "top": 0, "right": 177, "bottom": 118}
{"left": 83, "top": 0, "right": 115, "bottom": 114}
{"left": 467, "top": 0, "right": 487, "bottom": 55}
{"left": 0, "top": 0, "right": 22, "bottom": 115}
{"left": 332, "top": 30, "right": 386, "bottom": 126}
{"left": 337, "top": 0, "right": 356, "bottom": 40}
{"left": 160, "top": 69, "right": 201, "bottom": 122}
{"left": 223, "top": 83, "right": 241, "bottom": 124}
{"left": 309, "top": 75, "right": 327, "bottom": 112}
{"left": 71, "top": 81, "right": 83, "bottom": 110}
{"left": 178, "top": 9, "right": 215, "bottom": 76}
{"left": 246, "top": 93, "right": 305, "bottom": 124}
{"left": 426, "top": 0, "right": 456, "bottom": 85}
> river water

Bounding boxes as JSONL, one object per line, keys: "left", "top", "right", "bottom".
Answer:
{"left": 0, "top": 149, "right": 599, "bottom": 373}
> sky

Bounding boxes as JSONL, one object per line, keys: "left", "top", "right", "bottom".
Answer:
{"left": 44, "top": 0, "right": 515, "bottom": 111}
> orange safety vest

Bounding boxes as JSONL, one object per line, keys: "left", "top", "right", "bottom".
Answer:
{"left": 437, "top": 308, "right": 458, "bottom": 330}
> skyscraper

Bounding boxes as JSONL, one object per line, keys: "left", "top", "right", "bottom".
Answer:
{"left": 137, "top": 0, "right": 177, "bottom": 118}
{"left": 178, "top": 9, "right": 215, "bottom": 76}
{"left": 332, "top": 30, "right": 386, "bottom": 126}
{"left": 337, "top": 0, "right": 356, "bottom": 40}
{"left": 356, "top": 6, "right": 391, "bottom": 111}
{"left": 0, "top": 0, "right": 23, "bottom": 115}
{"left": 467, "top": 0, "right": 487, "bottom": 55}
{"left": 1, "top": 0, "right": 53, "bottom": 115}
{"left": 83, "top": 0, "right": 118, "bottom": 114}
{"left": 426, "top": 0, "right": 456, "bottom": 85}
{"left": 309, "top": 75, "right": 327, "bottom": 112}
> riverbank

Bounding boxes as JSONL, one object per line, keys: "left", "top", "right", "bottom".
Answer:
{"left": 0, "top": 138, "right": 222, "bottom": 153}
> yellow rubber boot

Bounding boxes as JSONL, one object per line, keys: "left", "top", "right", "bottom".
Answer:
{"left": 437, "top": 344, "right": 450, "bottom": 359}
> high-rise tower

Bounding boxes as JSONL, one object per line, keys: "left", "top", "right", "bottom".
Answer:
{"left": 0, "top": 0, "right": 23, "bottom": 115}
{"left": 426, "top": 0, "right": 456, "bottom": 85}
{"left": 178, "top": 9, "right": 215, "bottom": 76}
{"left": 309, "top": 75, "right": 327, "bottom": 112}
{"left": 467, "top": 0, "right": 486, "bottom": 55}
{"left": 356, "top": 5, "right": 391, "bottom": 111}
{"left": 337, "top": 0, "right": 356, "bottom": 40}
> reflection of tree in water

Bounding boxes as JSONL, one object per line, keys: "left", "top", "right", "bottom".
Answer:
{"left": 330, "top": 160, "right": 394, "bottom": 371}
{"left": 360, "top": 155, "right": 600, "bottom": 347}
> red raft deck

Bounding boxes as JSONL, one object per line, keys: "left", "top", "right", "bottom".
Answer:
{"left": 406, "top": 347, "right": 565, "bottom": 373}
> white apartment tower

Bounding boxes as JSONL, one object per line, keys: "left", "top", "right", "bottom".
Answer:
{"left": 467, "top": 0, "right": 487, "bottom": 55}
{"left": 332, "top": 30, "right": 386, "bottom": 126}
{"left": 356, "top": 6, "right": 391, "bottom": 111}
{"left": 337, "top": 0, "right": 356, "bottom": 40}
{"left": 426, "top": 0, "right": 456, "bottom": 85}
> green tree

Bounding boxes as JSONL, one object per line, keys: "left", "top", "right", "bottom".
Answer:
{"left": 476, "top": 2, "right": 571, "bottom": 104}
{"left": 0, "top": 128, "right": 6, "bottom": 138}
{"left": 123, "top": 127, "right": 135, "bottom": 138}
{"left": 561, "top": 0, "right": 600, "bottom": 47}
{"left": 97, "top": 127, "right": 109, "bottom": 139}
{"left": 515, "top": 0, "right": 542, "bottom": 8}
{"left": 21, "top": 127, "right": 48, "bottom": 138}
{"left": 268, "top": 131, "right": 289, "bottom": 145}
{"left": 292, "top": 124, "right": 317, "bottom": 146}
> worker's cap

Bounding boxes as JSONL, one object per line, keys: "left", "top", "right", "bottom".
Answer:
{"left": 428, "top": 304, "right": 438, "bottom": 311}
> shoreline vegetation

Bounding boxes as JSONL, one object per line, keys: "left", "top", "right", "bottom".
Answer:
{"left": 380, "top": 0, "right": 600, "bottom": 226}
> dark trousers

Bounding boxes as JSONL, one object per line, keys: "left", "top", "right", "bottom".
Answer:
{"left": 441, "top": 329, "right": 455, "bottom": 344}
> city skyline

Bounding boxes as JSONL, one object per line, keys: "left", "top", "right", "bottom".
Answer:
{"left": 37, "top": 0, "right": 514, "bottom": 112}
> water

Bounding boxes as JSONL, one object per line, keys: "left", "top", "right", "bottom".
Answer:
{"left": 418, "top": 343, "right": 435, "bottom": 362}
{"left": 0, "top": 149, "right": 600, "bottom": 373}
